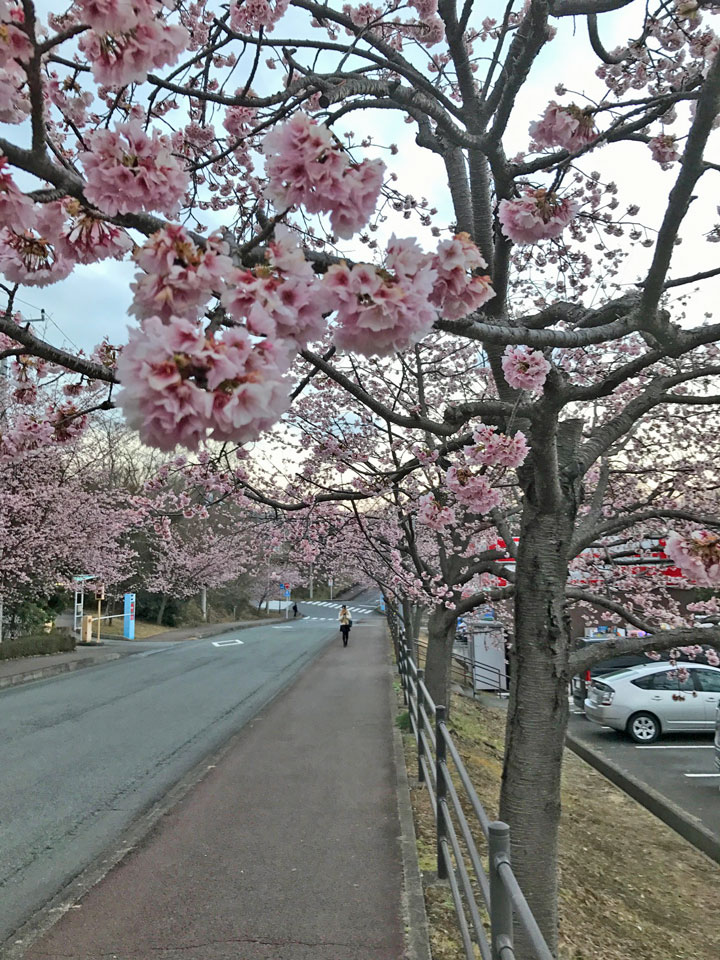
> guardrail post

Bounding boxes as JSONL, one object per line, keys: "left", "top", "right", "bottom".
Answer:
{"left": 489, "top": 821, "right": 513, "bottom": 960}
{"left": 416, "top": 668, "right": 425, "bottom": 783}
{"left": 435, "top": 704, "right": 448, "bottom": 880}
{"left": 400, "top": 643, "right": 408, "bottom": 705}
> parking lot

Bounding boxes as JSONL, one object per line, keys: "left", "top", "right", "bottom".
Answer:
{"left": 567, "top": 711, "right": 720, "bottom": 861}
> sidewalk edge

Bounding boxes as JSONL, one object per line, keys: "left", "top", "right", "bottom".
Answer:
{"left": 389, "top": 664, "right": 433, "bottom": 960}
{"left": 566, "top": 732, "right": 720, "bottom": 866}
{"left": 0, "top": 653, "right": 125, "bottom": 692}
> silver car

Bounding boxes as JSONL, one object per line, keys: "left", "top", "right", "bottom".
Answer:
{"left": 584, "top": 662, "right": 720, "bottom": 743}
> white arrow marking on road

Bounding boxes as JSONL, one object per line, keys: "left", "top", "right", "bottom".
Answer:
{"left": 212, "top": 639, "right": 245, "bottom": 647}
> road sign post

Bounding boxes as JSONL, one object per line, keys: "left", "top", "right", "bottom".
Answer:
{"left": 123, "top": 593, "right": 136, "bottom": 640}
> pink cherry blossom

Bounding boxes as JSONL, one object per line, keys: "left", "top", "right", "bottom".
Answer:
{"left": 501, "top": 345, "right": 550, "bottom": 393}
{"left": 76, "top": 0, "right": 153, "bottom": 34}
{"left": 649, "top": 134, "right": 680, "bottom": 169}
{"left": 262, "top": 112, "right": 385, "bottom": 239}
{"left": 222, "top": 225, "right": 330, "bottom": 348}
{"left": 229, "top": 0, "right": 289, "bottom": 33}
{"left": 0, "top": 58, "right": 30, "bottom": 124}
{"left": 666, "top": 531, "right": 720, "bottom": 586}
{"left": 529, "top": 102, "right": 597, "bottom": 152}
{"left": 79, "top": 18, "right": 189, "bottom": 87}
{"left": 326, "top": 235, "right": 437, "bottom": 356}
{"left": 467, "top": 425, "right": 529, "bottom": 468}
{"left": 0, "top": 156, "right": 36, "bottom": 230}
{"left": 498, "top": 189, "right": 579, "bottom": 245}
{"left": 56, "top": 199, "right": 133, "bottom": 264}
{"left": 417, "top": 494, "right": 456, "bottom": 531}
{"left": 445, "top": 466, "right": 502, "bottom": 515}
{"left": 131, "top": 224, "right": 232, "bottom": 322}
{"left": 0, "top": 2, "right": 32, "bottom": 67}
{"left": 0, "top": 203, "right": 72, "bottom": 286}
{"left": 116, "top": 316, "right": 290, "bottom": 451}
{"left": 429, "top": 232, "right": 495, "bottom": 319}
{"left": 82, "top": 120, "right": 189, "bottom": 217}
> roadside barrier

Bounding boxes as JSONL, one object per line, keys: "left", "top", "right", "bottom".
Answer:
{"left": 397, "top": 637, "right": 553, "bottom": 960}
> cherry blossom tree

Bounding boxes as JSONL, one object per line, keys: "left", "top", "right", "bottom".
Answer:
{"left": 5, "top": 0, "right": 720, "bottom": 947}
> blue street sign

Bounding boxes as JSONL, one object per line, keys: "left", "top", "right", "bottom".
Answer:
{"left": 124, "top": 593, "right": 136, "bottom": 640}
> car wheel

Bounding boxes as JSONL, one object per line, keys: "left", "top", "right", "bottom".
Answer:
{"left": 627, "top": 712, "right": 660, "bottom": 744}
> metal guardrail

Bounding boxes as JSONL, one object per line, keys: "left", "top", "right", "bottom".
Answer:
{"left": 397, "top": 638, "right": 554, "bottom": 960}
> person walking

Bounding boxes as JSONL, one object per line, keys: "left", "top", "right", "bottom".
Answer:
{"left": 338, "top": 605, "right": 352, "bottom": 647}
{"left": 292, "top": 602, "right": 299, "bottom": 618}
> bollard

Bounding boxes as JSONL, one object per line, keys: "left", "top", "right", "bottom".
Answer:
{"left": 416, "top": 668, "right": 425, "bottom": 783}
{"left": 488, "top": 821, "right": 513, "bottom": 960}
{"left": 435, "top": 705, "right": 448, "bottom": 880}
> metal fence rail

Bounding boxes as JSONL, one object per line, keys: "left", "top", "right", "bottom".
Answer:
{"left": 397, "top": 638, "right": 554, "bottom": 960}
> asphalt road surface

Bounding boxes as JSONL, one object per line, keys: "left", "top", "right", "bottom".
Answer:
{"left": 568, "top": 711, "right": 720, "bottom": 843}
{"left": 0, "top": 594, "right": 380, "bottom": 948}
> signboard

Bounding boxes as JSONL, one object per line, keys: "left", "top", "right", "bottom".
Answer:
{"left": 123, "top": 593, "right": 136, "bottom": 640}
{"left": 284, "top": 588, "right": 291, "bottom": 598}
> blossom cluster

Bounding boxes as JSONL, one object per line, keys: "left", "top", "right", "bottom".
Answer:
{"left": 649, "top": 134, "right": 680, "bottom": 169}
{"left": 222, "top": 225, "right": 330, "bottom": 347}
{"left": 116, "top": 316, "right": 290, "bottom": 451}
{"left": 81, "top": 121, "right": 189, "bottom": 217}
{"left": 467, "top": 425, "right": 529, "bottom": 468}
{"left": 77, "top": 0, "right": 188, "bottom": 86}
{"left": 0, "top": 0, "right": 31, "bottom": 124}
{"left": 501, "top": 345, "right": 551, "bottom": 393}
{"left": 0, "top": 192, "right": 131, "bottom": 286}
{"left": 666, "top": 531, "right": 720, "bottom": 586}
{"left": 263, "top": 112, "right": 385, "bottom": 239}
{"left": 445, "top": 466, "right": 502, "bottom": 515}
{"left": 229, "top": 0, "right": 289, "bottom": 33}
{"left": 416, "top": 494, "right": 457, "bottom": 532}
{"left": 429, "top": 232, "right": 495, "bottom": 319}
{"left": 498, "top": 189, "right": 579, "bottom": 245}
{"left": 131, "top": 224, "right": 233, "bottom": 322}
{"left": 529, "top": 102, "right": 597, "bottom": 153}
{"left": 326, "top": 236, "right": 437, "bottom": 356}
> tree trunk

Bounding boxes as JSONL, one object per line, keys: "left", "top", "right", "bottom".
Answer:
{"left": 499, "top": 503, "right": 576, "bottom": 956}
{"left": 424, "top": 605, "right": 457, "bottom": 713}
{"left": 155, "top": 594, "right": 167, "bottom": 626}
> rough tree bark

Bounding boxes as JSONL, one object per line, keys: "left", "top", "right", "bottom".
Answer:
{"left": 425, "top": 605, "right": 458, "bottom": 713}
{"left": 499, "top": 418, "right": 583, "bottom": 955}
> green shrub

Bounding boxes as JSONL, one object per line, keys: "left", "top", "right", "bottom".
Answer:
{"left": 395, "top": 710, "right": 412, "bottom": 732}
{"left": 0, "top": 628, "right": 76, "bottom": 661}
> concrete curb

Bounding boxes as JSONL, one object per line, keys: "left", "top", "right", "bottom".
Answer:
{"left": 389, "top": 663, "right": 433, "bottom": 960}
{"left": 0, "top": 652, "right": 126, "bottom": 692}
{"left": 566, "top": 733, "right": 720, "bottom": 866}
{"left": 0, "top": 619, "right": 281, "bottom": 691}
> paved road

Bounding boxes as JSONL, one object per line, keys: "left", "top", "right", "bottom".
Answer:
{"left": 0, "top": 599, "right": 376, "bottom": 948}
{"left": 568, "top": 712, "right": 720, "bottom": 842}
{"left": 18, "top": 593, "right": 400, "bottom": 960}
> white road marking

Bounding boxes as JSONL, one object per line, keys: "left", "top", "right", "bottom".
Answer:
{"left": 636, "top": 744, "right": 714, "bottom": 749}
{"left": 683, "top": 773, "right": 720, "bottom": 778}
{"left": 212, "top": 639, "right": 245, "bottom": 647}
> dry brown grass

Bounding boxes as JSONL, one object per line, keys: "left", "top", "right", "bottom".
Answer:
{"left": 401, "top": 691, "right": 720, "bottom": 960}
